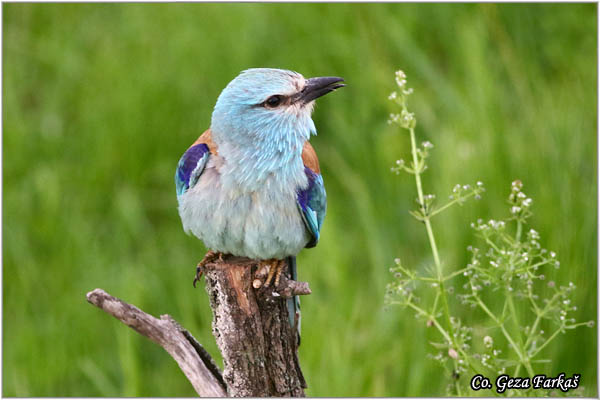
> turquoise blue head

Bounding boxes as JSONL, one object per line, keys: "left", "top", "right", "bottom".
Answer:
{"left": 210, "top": 68, "right": 344, "bottom": 147}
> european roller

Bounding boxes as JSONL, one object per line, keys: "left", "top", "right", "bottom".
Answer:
{"left": 175, "top": 68, "right": 344, "bottom": 331}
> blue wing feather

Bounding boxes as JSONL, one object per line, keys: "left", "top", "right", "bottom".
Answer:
{"left": 175, "top": 143, "right": 210, "bottom": 196}
{"left": 297, "top": 166, "right": 327, "bottom": 248}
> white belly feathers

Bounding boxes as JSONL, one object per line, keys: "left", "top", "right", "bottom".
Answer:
{"left": 177, "top": 161, "right": 310, "bottom": 260}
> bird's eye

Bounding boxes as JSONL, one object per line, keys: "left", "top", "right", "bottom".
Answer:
{"left": 265, "top": 95, "right": 282, "bottom": 108}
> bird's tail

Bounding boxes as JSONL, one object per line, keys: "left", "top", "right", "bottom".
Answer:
{"left": 286, "top": 256, "right": 301, "bottom": 346}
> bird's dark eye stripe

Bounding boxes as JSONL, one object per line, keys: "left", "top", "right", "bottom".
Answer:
{"left": 264, "top": 95, "right": 283, "bottom": 108}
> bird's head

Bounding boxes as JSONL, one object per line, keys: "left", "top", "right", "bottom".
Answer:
{"left": 210, "top": 68, "right": 344, "bottom": 148}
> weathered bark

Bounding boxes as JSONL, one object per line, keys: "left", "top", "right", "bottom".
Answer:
{"left": 86, "top": 289, "right": 226, "bottom": 397}
{"left": 202, "top": 255, "right": 308, "bottom": 397}
{"left": 86, "top": 256, "right": 310, "bottom": 397}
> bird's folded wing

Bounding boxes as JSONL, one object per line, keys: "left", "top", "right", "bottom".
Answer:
{"left": 175, "top": 129, "right": 216, "bottom": 196}
{"left": 297, "top": 142, "right": 327, "bottom": 248}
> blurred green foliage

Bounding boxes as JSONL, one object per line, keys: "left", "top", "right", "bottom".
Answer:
{"left": 3, "top": 3, "right": 596, "bottom": 397}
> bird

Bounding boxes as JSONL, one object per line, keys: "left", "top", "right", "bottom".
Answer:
{"left": 175, "top": 68, "right": 344, "bottom": 333}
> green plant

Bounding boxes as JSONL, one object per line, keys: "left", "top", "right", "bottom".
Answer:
{"left": 4, "top": 5, "right": 595, "bottom": 396}
{"left": 385, "top": 70, "right": 593, "bottom": 396}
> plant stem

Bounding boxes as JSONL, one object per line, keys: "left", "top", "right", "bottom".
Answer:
{"left": 506, "top": 291, "right": 534, "bottom": 376}
{"left": 405, "top": 301, "right": 452, "bottom": 344}
{"left": 428, "top": 191, "right": 479, "bottom": 218}
{"left": 529, "top": 328, "right": 562, "bottom": 359}
{"left": 408, "top": 126, "right": 465, "bottom": 386}
{"left": 514, "top": 364, "right": 521, "bottom": 376}
{"left": 523, "top": 291, "right": 562, "bottom": 350}
{"left": 443, "top": 267, "right": 471, "bottom": 281}
{"left": 408, "top": 127, "right": 450, "bottom": 324}
{"left": 409, "top": 127, "right": 444, "bottom": 292}
{"left": 474, "top": 292, "right": 534, "bottom": 376}
{"left": 529, "top": 322, "right": 589, "bottom": 359}
{"left": 405, "top": 300, "right": 482, "bottom": 378}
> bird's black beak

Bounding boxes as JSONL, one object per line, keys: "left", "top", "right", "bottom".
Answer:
{"left": 293, "top": 76, "right": 345, "bottom": 104}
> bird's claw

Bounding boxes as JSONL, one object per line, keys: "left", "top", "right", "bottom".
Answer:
{"left": 260, "top": 259, "right": 285, "bottom": 288}
{"left": 192, "top": 250, "right": 221, "bottom": 288}
{"left": 193, "top": 264, "right": 203, "bottom": 288}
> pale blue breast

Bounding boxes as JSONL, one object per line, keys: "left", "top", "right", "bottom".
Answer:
{"left": 177, "top": 157, "right": 311, "bottom": 260}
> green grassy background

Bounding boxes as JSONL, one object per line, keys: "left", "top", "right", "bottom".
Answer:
{"left": 3, "top": 3, "right": 597, "bottom": 397}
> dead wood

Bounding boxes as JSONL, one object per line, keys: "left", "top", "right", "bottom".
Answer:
{"left": 86, "top": 255, "right": 311, "bottom": 397}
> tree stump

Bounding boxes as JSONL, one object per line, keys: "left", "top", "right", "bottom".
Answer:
{"left": 203, "top": 255, "right": 308, "bottom": 397}
{"left": 86, "top": 255, "right": 311, "bottom": 397}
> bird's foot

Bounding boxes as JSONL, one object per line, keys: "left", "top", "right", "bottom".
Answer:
{"left": 253, "top": 259, "right": 285, "bottom": 289}
{"left": 193, "top": 250, "right": 222, "bottom": 288}
{"left": 265, "top": 259, "right": 285, "bottom": 287}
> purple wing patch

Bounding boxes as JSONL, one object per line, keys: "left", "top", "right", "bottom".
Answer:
{"left": 175, "top": 143, "right": 210, "bottom": 196}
